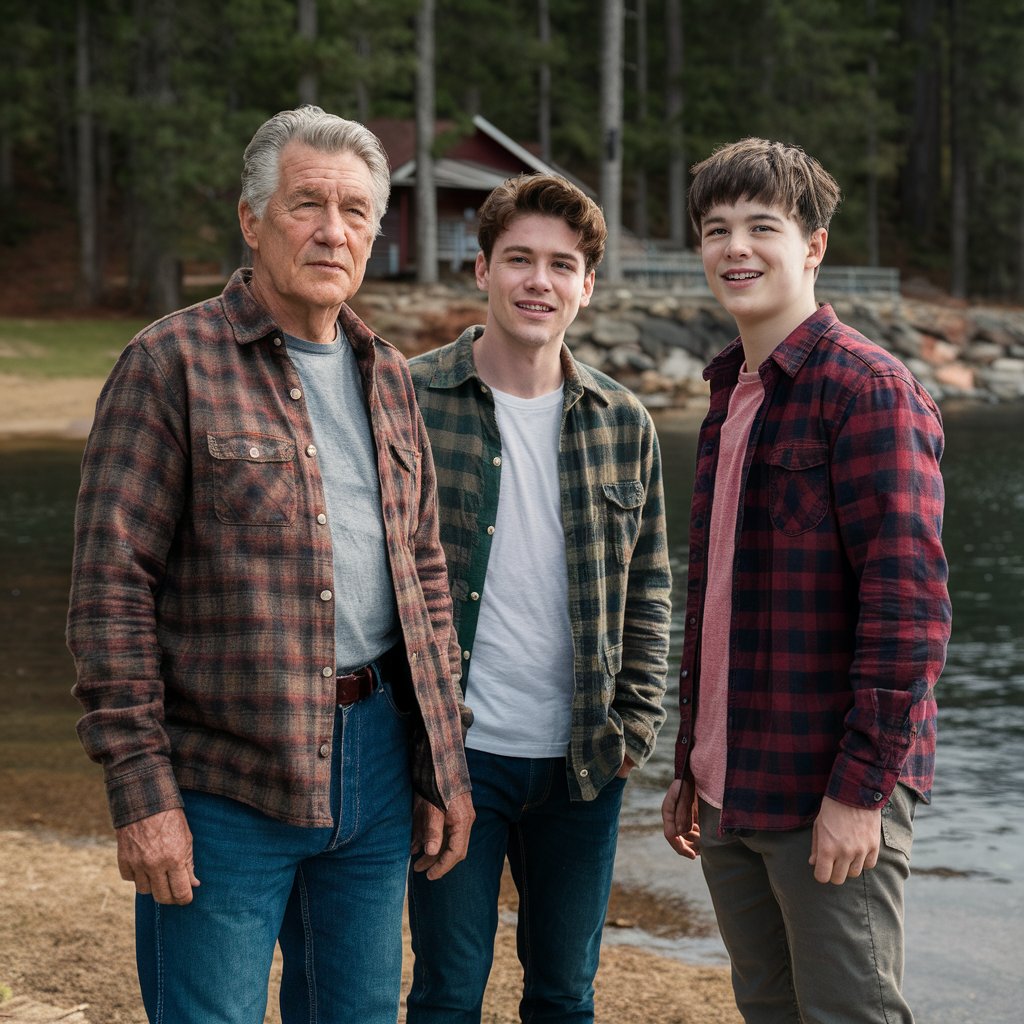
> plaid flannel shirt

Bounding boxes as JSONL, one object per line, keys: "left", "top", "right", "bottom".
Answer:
{"left": 674, "top": 305, "right": 951, "bottom": 831}
{"left": 410, "top": 327, "right": 672, "bottom": 801}
{"left": 67, "top": 269, "right": 470, "bottom": 829}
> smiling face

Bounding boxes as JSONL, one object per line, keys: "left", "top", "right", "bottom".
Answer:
{"left": 700, "top": 196, "right": 826, "bottom": 345}
{"left": 239, "top": 141, "right": 376, "bottom": 342}
{"left": 476, "top": 212, "right": 595, "bottom": 356}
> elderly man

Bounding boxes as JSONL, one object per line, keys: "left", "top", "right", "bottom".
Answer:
{"left": 67, "top": 106, "right": 473, "bottom": 1024}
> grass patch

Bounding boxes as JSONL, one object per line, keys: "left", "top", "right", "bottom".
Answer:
{"left": 0, "top": 317, "right": 147, "bottom": 379}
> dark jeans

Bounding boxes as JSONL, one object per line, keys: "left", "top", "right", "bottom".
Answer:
{"left": 407, "top": 748, "right": 627, "bottom": 1023}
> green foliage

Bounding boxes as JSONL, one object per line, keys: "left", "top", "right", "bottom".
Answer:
{"left": 3, "top": 0, "right": 1023, "bottom": 301}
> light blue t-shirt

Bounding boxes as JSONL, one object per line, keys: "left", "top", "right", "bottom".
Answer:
{"left": 285, "top": 329, "right": 400, "bottom": 672}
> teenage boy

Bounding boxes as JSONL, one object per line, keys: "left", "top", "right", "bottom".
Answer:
{"left": 406, "top": 173, "right": 672, "bottom": 1023}
{"left": 661, "top": 138, "right": 951, "bottom": 1023}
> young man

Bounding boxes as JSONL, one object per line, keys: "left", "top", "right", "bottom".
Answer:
{"left": 661, "top": 138, "right": 951, "bottom": 1023}
{"left": 406, "top": 173, "right": 672, "bottom": 1022}
{"left": 67, "top": 106, "right": 472, "bottom": 1024}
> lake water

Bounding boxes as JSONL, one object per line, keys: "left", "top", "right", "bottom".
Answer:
{"left": 614, "top": 401, "right": 1024, "bottom": 1024}
{"left": 1, "top": 402, "right": 1022, "bottom": 1023}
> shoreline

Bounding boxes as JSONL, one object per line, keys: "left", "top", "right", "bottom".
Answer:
{"left": 0, "top": 770, "right": 740, "bottom": 1023}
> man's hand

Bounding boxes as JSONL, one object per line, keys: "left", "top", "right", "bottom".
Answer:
{"left": 810, "top": 796, "right": 882, "bottom": 885}
{"left": 116, "top": 807, "right": 200, "bottom": 905}
{"left": 661, "top": 778, "right": 700, "bottom": 859}
{"left": 616, "top": 753, "right": 636, "bottom": 778}
{"left": 411, "top": 792, "right": 475, "bottom": 881}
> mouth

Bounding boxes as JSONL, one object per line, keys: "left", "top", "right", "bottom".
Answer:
{"left": 516, "top": 301, "right": 555, "bottom": 313}
{"left": 723, "top": 270, "right": 762, "bottom": 282}
{"left": 309, "top": 260, "right": 348, "bottom": 271}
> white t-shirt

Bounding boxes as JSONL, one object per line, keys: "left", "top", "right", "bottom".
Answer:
{"left": 464, "top": 383, "right": 575, "bottom": 757}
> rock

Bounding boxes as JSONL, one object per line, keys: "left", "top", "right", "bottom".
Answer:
{"left": 964, "top": 341, "right": 1004, "bottom": 365}
{"left": 659, "top": 348, "right": 706, "bottom": 382}
{"left": 592, "top": 319, "right": 641, "bottom": 347}
{"left": 919, "top": 335, "right": 960, "bottom": 367}
{"left": 608, "top": 347, "right": 657, "bottom": 372}
{"left": 935, "top": 362, "right": 976, "bottom": 393}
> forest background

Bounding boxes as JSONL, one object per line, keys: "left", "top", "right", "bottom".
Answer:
{"left": 2, "top": 0, "right": 1023, "bottom": 318}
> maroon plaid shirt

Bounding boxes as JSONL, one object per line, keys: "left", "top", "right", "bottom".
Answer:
{"left": 68, "top": 270, "right": 470, "bottom": 829}
{"left": 673, "top": 305, "right": 951, "bottom": 831}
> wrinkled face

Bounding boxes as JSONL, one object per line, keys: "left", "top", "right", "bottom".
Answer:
{"left": 699, "top": 197, "right": 825, "bottom": 333}
{"left": 239, "top": 141, "right": 376, "bottom": 323}
{"left": 476, "top": 213, "right": 595, "bottom": 352}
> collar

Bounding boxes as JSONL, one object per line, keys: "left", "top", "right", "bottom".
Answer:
{"left": 423, "top": 325, "right": 610, "bottom": 407}
{"left": 704, "top": 304, "right": 839, "bottom": 383}
{"left": 222, "top": 268, "right": 379, "bottom": 357}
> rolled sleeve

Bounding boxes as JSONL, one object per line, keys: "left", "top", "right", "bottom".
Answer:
{"left": 827, "top": 374, "right": 950, "bottom": 806}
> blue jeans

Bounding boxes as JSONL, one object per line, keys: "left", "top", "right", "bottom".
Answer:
{"left": 407, "top": 748, "right": 626, "bottom": 1024}
{"left": 135, "top": 669, "right": 413, "bottom": 1024}
{"left": 698, "top": 784, "right": 919, "bottom": 1024}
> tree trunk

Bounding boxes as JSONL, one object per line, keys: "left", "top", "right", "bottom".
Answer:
{"left": 949, "top": 0, "right": 968, "bottom": 299}
{"left": 76, "top": 0, "right": 99, "bottom": 305}
{"left": 665, "top": 0, "right": 685, "bottom": 248}
{"left": 865, "top": 0, "right": 880, "bottom": 267}
{"left": 632, "top": 0, "right": 648, "bottom": 240}
{"left": 298, "top": 0, "right": 317, "bottom": 105}
{"left": 355, "top": 31, "right": 371, "bottom": 122}
{"left": 538, "top": 0, "right": 551, "bottom": 165}
{"left": 415, "top": 0, "right": 438, "bottom": 284}
{"left": 901, "top": 0, "right": 942, "bottom": 238}
{"left": 600, "top": 0, "right": 624, "bottom": 284}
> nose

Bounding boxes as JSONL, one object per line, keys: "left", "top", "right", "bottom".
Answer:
{"left": 524, "top": 262, "right": 552, "bottom": 291}
{"left": 725, "top": 231, "right": 751, "bottom": 259}
{"left": 315, "top": 204, "right": 348, "bottom": 248}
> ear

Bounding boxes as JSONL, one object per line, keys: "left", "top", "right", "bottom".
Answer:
{"left": 806, "top": 227, "right": 828, "bottom": 270}
{"left": 239, "top": 200, "right": 260, "bottom": 250}
{"left": 474, "top": 249, "right": 490, "bottom": 293}
{"left": 579, "top": 269, "right": 596, "bottom": 308}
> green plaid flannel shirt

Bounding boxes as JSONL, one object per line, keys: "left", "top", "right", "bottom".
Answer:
{"left": 410, "top": 326, "right": 672, "bottom": 800}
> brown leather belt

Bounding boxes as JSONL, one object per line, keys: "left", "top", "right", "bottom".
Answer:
{"left": 335, "top": 665, "right": 375, "bottom": 706}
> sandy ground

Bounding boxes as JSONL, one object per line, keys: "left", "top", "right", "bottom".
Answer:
{"left": 0, "top": 375, "right": 739, "bottom": 1023}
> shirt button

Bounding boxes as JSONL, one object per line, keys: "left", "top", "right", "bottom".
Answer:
{"left": 317, "top": 513, "right": 327, "bottom": 525}
{"left": 579, "top": 768, "right": 589, "bottom": 778}
{"left": 680, "top": 696, "right": 690, "bottom": 705}
{"left": 688, "top": 615, "right": 697, "bottom": 626}
{"left": 289, "top": 388, "right": 302, "bottom": 400}
{"left": 680, "top": 668, "right": 689, "bottom": 679}
{"left": 249, "top": 447, "right": 260, "bottom": 458}
{"left": 486, "top": 525, "right": 495, "bottom": 535}
{"left": 318, "top": 743, "right": 330, "bottom": 757}
{"left": 873, "top": 792, "right": 884, "bottom": 802}
{"left": 462, "top": 649, "right": 471, "bottom": 660}
{"left": 273, "top": 337, "right": 283, "bottom": 347}
{"left": 322, "top": 666, "right": 333, "bottom": 677}
{"left": 306, "top": 444, "right": 317, "bottom": 457}
{"left": 320, "top": 590, "right": 333, "bottom": 602}
{"left": 679, "top": 736, "right": 689, "bottom": 744}
{"left": 470, "top": 591, "right": 480, "bottom": 601}
{"left": 492, "top": 456, "right": 501, "bottom": 467}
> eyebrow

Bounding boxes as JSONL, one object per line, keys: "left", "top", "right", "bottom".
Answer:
{"left": 500, "top": 244, "right": 581, "bottom": 264}
{"left": 703, "top": 210, "right": 786, "bottom": 226}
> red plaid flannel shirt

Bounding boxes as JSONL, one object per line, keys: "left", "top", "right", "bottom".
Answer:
{"left": 68, "top": 270, "right": 470, "bottom": 829}
{"left": 673, "top": 305, "right": 951, "bottom": 831}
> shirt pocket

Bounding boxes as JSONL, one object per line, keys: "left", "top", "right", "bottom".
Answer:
{"left": 386, "top": 441, "right": 421, "bottom": 537}
{"left": 602, "top": 479, "right": 644, "bottom": 566}
{"left": 767, "top": 441, "right": 829, "bottom": 537}
{"left": 207, "top": 432, "right": 297, "bottom": 525}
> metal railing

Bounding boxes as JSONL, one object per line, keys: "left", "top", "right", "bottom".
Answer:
{"left": 618, "top": 253, "right": 900, "bottom": 298}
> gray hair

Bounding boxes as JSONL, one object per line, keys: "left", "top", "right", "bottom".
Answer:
{"left": 241, "top": 105, "right": 391, "bottom": 234}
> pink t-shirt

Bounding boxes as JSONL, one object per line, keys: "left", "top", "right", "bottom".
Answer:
{"left": 690, "top": 366, "right": 764, "bottom": 808}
